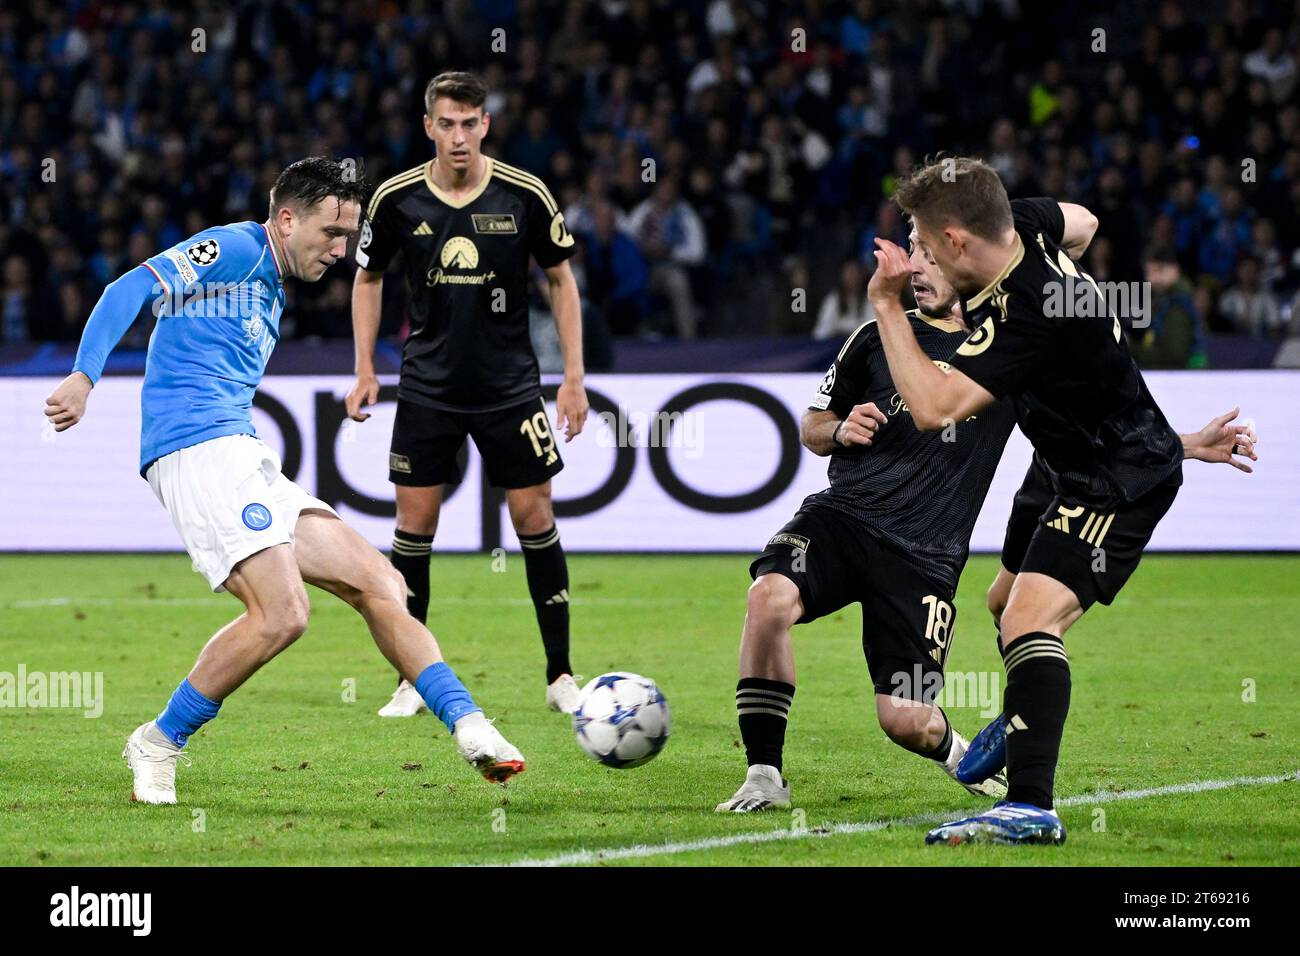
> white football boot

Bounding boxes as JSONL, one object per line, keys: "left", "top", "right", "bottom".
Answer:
{"left": 378, "top": 679, "right": 428, "bottom": 718}
{"left": 941, "top": 731, "right": 1008, "bottom": 799}
{"left": 715, "top": 764, "right": 792, "bottom": 813}
{"left": 122, "top": 721, "right": 191, "bottom": 805}
{"left": 453, "top": 711, "right": 526, "bottom": 783}
{"left": 545, "top": 674, "right": 581, "bottom": 714}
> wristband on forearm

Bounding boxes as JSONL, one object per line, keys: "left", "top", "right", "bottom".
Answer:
{"left": 831, "top": 420, "right": 847, "bottom": 447}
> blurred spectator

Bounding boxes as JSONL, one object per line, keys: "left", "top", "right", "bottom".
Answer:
{"left": 1133, "top": 246, "right": 1206, "bottom": 369}
{"left": 1243, "top": 27, "right": 1297, "bottom": 101}
{"left": 813, "top": 257, "right": 873, "bottom": 340}
{"left": 1220, "top": 255, "right": 1284, "bottom": 336}
{"left": 626, "top": 177, "right": 705, "bottom": 338}
{"left": 580, "top": 199, "right": 648, "bottom": 336}
{"left": 1250, "top": 218, "right": 1286, "bottom": 291}
{"left": 2, "top": 255, "right": 31, "bottom": 343}
{"left": 1197, "top": 186, "right": 1253, "bottom": 284}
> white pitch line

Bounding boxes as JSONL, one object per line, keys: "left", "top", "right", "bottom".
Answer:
{"left": 499, "top": 770, "right": 1299, "bottom": 867}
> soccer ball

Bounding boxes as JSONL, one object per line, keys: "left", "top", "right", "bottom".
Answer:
{"left": 572, "top": 672, "right": 670, "bottom": 768}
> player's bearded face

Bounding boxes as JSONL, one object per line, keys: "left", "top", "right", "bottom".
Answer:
{"left": 425, "top": 99, "right": 489, "bottom": 171}
{"left": 285, "top": 199, "right": 361, "bottom": 281}
{"left": 908, "top": 230, "right": 958, "bottom": 320}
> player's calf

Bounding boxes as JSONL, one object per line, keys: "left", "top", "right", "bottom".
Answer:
{"left": 875, "top": 696, "right": 1007, "bottom": 799}
{"left": 718, "top": 574, "right": 802, "bottom": 812}
{"left": 508, "top": 484, "right": 575, "bottom": 694}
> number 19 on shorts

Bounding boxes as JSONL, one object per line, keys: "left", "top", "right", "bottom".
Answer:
{"left": 520, "top": 409, "right": 558, "bottom": 466}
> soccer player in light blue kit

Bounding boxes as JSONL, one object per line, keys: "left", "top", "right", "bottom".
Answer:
{"left": 44, "top": 158, "right": 525, "bottom": 803}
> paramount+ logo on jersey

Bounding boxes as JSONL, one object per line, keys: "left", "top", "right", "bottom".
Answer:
{"left": 426, "top": 236, "right": 497, "bottom": 286}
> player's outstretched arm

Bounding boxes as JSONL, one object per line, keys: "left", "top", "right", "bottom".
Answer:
{"left": 1058, "top": 202, "right": 1099, "bottom": 258}
{"left": 345, "top": 267, "right": 384, "bottom": 421}
{"left": 868, "top": 238, "right": 995, "bottom": 431}
{"left": 544, "top": 259, "right": 589, "bottom": 442}
{"left": 46, "top": 265, "right": 159, "bottom": 432}
{"left": 1180, "top": 407, "right": 1258, "bottom": 473}
{"left": 800, "top": 405, "right": 887, "bottom": 455}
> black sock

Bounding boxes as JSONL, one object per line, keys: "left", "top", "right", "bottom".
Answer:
{"left": 390, "top": 529, "right": 433, "bottom": 624}
{"left": 519, "top": 525, "right": 571, "bottom": 683}
{"left": 1002, "top": 632, "right": 1072, "bottom": 810}
{"left": 736, "top": 678, "right": 795, "bottom": 772}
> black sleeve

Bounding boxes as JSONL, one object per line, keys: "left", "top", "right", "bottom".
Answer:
{"left": 809, "top": 322, "right": 874, "bottom": 416}
{"left": 355, "top": 192, "right": 402, "bottom": 273}
{"left": 527, "top": 180, "right": 577, "bottom": 269}
{"left": 948, "top": 294, "right": 1055, "bottom": 399}
{"left": 1011, "top": 198, "right": 1066, "bottom": 246}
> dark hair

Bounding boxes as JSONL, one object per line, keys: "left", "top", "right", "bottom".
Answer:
{"left": 1144, "top": 244, "right": 1178, "bottom": 266}
{"left": 894, "top": 156, "right": 1013, "bottom": 242}
{"left": 425, "top": 71, "right": 489, "bottom": 115}
{"left": 269, "top": 157, "right": 371, "bottom": 217}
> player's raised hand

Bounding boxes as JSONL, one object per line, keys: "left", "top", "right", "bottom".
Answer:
{"left": 838, "top": 401, "right": 888, "bottom": 446}
{"left": 556, "top": 379, "right": 589, "bottom": 442}
{"left": 345, "top": 372, "right": 380, "bottom": 422}
{"left": 44, "top": 371, "right": 93, "bottom": 432}
{"left": 868, "top": 238, "right": 912, "bottom": 304}
{"left": 1183, "top": 406, "right": 1258, "bottom": 473}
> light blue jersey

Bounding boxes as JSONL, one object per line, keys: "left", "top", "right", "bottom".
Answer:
{"left": 73, "top": 221, "right": 288, "bottom": 474}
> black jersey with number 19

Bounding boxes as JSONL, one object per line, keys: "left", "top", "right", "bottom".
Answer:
{"left": 356, "top": 157, "right": 576, "bottom": 412}
{"left": 808, "top": 310, "right": 1018, "bottom": 592}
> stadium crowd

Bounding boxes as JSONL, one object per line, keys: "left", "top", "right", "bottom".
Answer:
{"left": 2, "top": 0, "right": 1299, "bottom": 367}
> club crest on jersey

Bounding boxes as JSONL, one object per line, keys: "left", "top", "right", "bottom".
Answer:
{"left": 186, "top": 239, "right": 221, "bottom": 267}
{"left": 241, "top": 503, "right": 272, "bottom": 531}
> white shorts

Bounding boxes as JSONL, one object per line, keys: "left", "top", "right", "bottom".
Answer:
{"left": 146, "top": 434, "right": 338, "bottom": 591}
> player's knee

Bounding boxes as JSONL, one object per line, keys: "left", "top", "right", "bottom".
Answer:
{"left": 397, "top": 514, "right": 439, "bottom": 537}
{"left": 746, "top": 575, "right": 800, "bottom": 629}
{"left": 353, "top": 563, "right": 408, "bottom": 617}
{"left": 998, "top": 604, "right": 1041, "bottom": 644}
{"left": 261, "top": 594, "right": 310, "bottom": 650}
{"left": 987, "top": 586, "right": 1007, "bottom": 628}
{"left": 396, "top": 498, "right": 440, "bottom": 537}
{"left": 374, "top": 564, "right": 409, "bottom": 610}
{"left": 510, "top": 495, "right": 554, "bottom": 536}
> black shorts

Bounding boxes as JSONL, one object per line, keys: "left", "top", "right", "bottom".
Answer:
{"left": 388, "top": 396, "right": 565, "bottom": 489}
{"left": 1006, "top": 466, "right": 1181, "bottom": 610}
{"left": 749, "top": 504, "right": 956, "bottom": 701}
{"left": 1001, "top": 457, "right": 1056, "bottom": 575}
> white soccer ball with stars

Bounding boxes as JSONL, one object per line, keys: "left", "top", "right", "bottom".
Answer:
{"left": 572, "top": 672, "right": 670, "bottom": 768}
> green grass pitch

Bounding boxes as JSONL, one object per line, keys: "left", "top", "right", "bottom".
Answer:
{"left": 1, "top": 552, "right": 1296, "bottom": 866}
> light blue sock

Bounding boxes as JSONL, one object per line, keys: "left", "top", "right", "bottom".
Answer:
{"left": 414, "top": 662, "right": 481, "bottom": 732}
{"left": 155, "top": 679, "right": 221, "bottom": 747}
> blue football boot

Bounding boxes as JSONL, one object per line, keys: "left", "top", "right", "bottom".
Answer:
{"left": 955, "top": 712, "right": 1006, "bottom": 785}
{"left": 925, "top": 801, "right": 1066, "bottom": 846}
